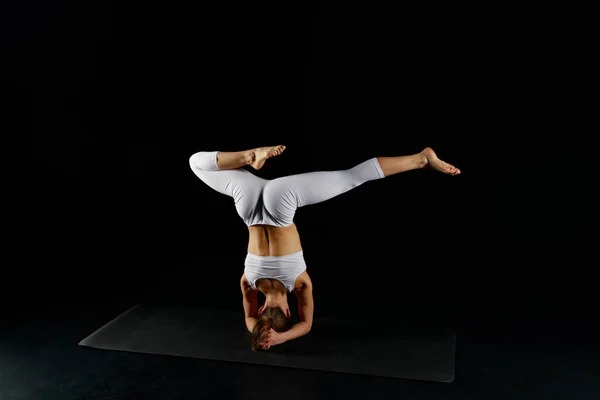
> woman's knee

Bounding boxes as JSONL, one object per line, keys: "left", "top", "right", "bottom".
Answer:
{"left": 189, "top": 151, "right": 219, "bottom": 171}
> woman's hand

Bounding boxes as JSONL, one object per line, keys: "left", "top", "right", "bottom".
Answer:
{"left": 260, "top": 328, "right": 285, "bottom": 350}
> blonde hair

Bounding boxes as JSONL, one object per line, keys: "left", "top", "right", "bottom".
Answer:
{"left": 250, "top": 306, "right": 292, "bottom": 351}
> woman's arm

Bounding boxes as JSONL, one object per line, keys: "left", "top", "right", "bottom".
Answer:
{"left": 278, "top": 283, "right": 314, "bottom": 343}
{"left": 241, "top": 276, "right": 259, "bottom": 332}
{"left": 277, "top": 321, "right": 311, "bottom": 343}
{"left": 295, "top": 282, "right": 314, "bottom": 329}
{"left": 260, "top": 284, "right": 314, "bottom": 349}
{"left": 245, "top": 317, "right": 258, "bottom": 333}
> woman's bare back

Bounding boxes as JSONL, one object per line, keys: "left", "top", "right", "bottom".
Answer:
{"left": 247, "top": 224, "right": 303, "bottom": 256}
{"left": 245, "top": 223, "right": 309, "bottom": 292}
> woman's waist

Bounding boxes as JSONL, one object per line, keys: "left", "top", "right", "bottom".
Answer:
{"left": 247, "top": 224, "right": 302, "bottom": 256}
{"left": 248, "top": 223, "right": 298, "bottom": 236}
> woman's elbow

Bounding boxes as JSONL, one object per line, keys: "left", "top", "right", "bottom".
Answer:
{"left": 300, "top": 320, "right": 312, "bottom": 334}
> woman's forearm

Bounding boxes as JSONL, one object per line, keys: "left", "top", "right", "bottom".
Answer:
{"left": 279, "top": 321, "right": 311, "bottom": 343}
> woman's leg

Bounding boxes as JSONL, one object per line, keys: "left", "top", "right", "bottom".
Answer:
{"left": 207, "top": 145, "right": 286, "bottom": 170}
{"left": 188, "top": 151, "right": 261, "bottom": 203}
{"left": 188, "top": 146, "right": 286, "bottom": 204}
{"left": 377, "top": 147, "right": 460, "bottom": 177}
{"left": 262, "top": 147, "right": 460, "bottom": 225}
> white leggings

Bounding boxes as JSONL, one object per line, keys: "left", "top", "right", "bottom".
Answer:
{"left": 189, "top": 151, "right": 385, "bottom": 227}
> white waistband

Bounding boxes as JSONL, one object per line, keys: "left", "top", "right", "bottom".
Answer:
{"left": 245, "top": 250, "right": 304, "bottom": 262}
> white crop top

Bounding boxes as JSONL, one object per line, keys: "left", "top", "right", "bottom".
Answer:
{"left": 244, "top": 251, "right": 306, "bottom": 293}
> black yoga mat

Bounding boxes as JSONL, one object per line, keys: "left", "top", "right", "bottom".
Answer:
{"left": 78, "top": 304, "right": 456, "bottom": 382}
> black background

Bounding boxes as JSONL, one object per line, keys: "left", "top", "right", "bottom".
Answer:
{"left": 13, "top": 1, "right": 597, "bottom": 329}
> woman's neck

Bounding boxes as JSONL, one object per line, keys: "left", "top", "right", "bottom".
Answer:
{"left": 264, "top": 291, "right": 287, "bottom": 307}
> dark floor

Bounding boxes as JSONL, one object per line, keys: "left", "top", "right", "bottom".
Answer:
{"left": 2, "top": 300, "right": 598, "bottom": 400}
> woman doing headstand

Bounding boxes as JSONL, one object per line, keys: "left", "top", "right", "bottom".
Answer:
{"left": 189, "top": 145, "right": 460, "bottom": 351}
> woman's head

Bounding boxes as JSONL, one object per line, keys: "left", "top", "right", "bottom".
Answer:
{"left": 251, "top": 305, "right": 292, "bottom": 351}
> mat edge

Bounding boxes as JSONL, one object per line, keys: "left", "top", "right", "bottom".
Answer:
{"left": 78, "top": 304, "right": 141, "bottom": 346}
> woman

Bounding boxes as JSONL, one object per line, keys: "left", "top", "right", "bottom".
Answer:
{"left": 189, "top": 145, "right": 460, "bottom": 351}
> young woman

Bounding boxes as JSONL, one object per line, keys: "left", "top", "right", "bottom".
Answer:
{"left": 189, "top": 145, "right": 460, "bottom": 351}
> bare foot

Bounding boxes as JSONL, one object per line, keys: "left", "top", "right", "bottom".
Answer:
{"left": 250, "top": 145, "right": 286, "bottom": 170}
{"left": 421, "top": 147, "right": 461, "bottom": 175}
